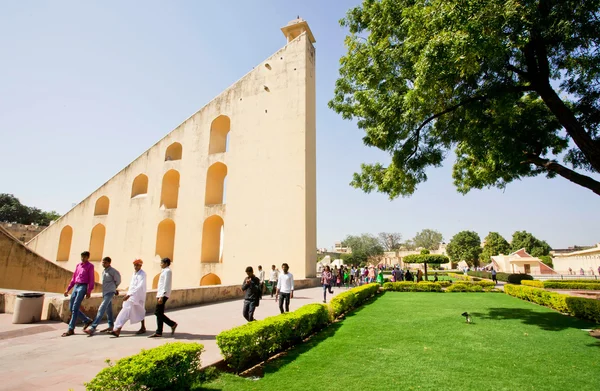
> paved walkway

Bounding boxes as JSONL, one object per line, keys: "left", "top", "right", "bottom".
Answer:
{"left": 0, "top": 286, "right": 341, "bottom": 391}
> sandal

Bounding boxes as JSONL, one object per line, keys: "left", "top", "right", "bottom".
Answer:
{"left": 170, "top": 323, "right": 178, "bottom": 336}
{"left": 148, "top": 333, "right": 162, "bottom": 338}
{"left": 61, "top": 330, "right": 74, "bottom": 337}
{"left": 83, "top": 320, "right": 93, "bottom": 330}
{"left": 135, "top": 328, "right": 146, "bottom": 335}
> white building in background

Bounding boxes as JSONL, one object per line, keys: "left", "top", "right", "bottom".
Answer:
{"left": 491, "top": 248, "right": 556, "bottom": 275}
{"left": 552, "top": 244, "right": 600, "bottom": 274}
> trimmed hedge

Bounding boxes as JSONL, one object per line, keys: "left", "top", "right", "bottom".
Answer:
{"left": 543, "top": 281, "right": 600, "bottom": 290}
{"left": 216, "top": 303, "right": 329, "bottom": 372}
{"left": 217, "top": 284, "right": 379, "bottom": 372}
{"left": 330, "top": 283, "right": 380, "bottom": 317}
{"left": 446, "top": 284, "right": 484, "bottom": 292}
{"left": 505, "top": 284, "right": 600, "bottom": 323}
{"left": 383, "top": 282, "right": 443, "bottom": 292}
{"left": 85, "top": 342, "right": 204, "bottom": 391}
{"left": 467, "top": 271, "right": 511, "bottom": 282}
{"left": 521, "top": 280, "right": 544, "bottom": 288}
{"left": 546, "top": 279, "right": 600, "bottom": 284}
{"left": 507, "top": 274, "right": 534, "bottom": 284}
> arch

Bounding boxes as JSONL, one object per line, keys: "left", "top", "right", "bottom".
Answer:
{"left": 56, "top": 225, "right": 73, "bottom": 261}
{"left": 209, "top": 115, "right": 231, "bottom": 154}
{"left": 94, "top": 271, "right": 100, "bottom": 283}
{"left": 165, "top": 142, "right": 183, "bottom": 161}
{"left": 152, "top": 273, "right": 160, "bottom": 289}
{"left": 201, "top": 215, "right": 224, "bottom": 263}
{"left": 200, "top": 273, "right": 221, "bottom": 286}
{"left": 89, "top": 224, "right": 106, "bottom": 262}
{"left": 131, "top": 174, "right": 149, "bottom": 198}
{"left": 160, "top": 170, "right": 180, "bottom": 209}
{"left": 205, "top": 162, "right": 228, "bottom": 205}
{"left": 155, "top": 218, "right": 176, "bottom": 262}
{"left": 94, "top": 196, "right": 110, "bottom": 216}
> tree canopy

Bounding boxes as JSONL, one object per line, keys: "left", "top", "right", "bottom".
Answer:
{"left": 510, "top": 230, "right": 552, "bottom": 257}
{"left": 412, "top": 229, "right": 443, "bottom": 250}
{"left": 0, "top": 194, "right": 60, "bottom": 226}
{"left": 480, "top": 232, "right": 511, "bottom": 262}
{"left": 378, "top": 232, "right": 403, "bottom": 251}
{"left": 330, "top": 0, "right": 600, "bottom": 198}
{"left": 447, "top": 231, "right": 482, "bottom": 266}
{"left": 341, "top": 234, "right": 384, "bottom": 265}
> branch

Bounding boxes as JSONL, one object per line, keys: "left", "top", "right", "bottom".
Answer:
{"left": 525, "top": 154, "right": 600, "bottom": 196}
{"left": 506, "top": 64, "right": 529, "bottom": 79}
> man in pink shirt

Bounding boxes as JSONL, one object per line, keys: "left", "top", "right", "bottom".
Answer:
{"left": 61, "top": 251, "right": 95, "bottom": 337}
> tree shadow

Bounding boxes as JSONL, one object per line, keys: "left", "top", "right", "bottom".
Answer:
{"left": 471, "top": 307, "right": 598, "bottom": 332}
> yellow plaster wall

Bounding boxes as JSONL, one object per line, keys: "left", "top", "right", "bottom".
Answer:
{"left": 26, "top": 23, "right": 317, "bottom": 289}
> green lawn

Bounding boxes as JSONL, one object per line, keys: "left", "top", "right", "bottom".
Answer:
{"left": 203, "top": 293, "right": 600, "bottom": 390}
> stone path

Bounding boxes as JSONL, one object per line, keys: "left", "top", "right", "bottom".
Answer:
{"left": 0, "top": 286, "right": 342, "bottom": 391}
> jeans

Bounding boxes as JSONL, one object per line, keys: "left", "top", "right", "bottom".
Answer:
{"left": 68, "top": 284, "right": 91, "bottom": 330}
{"left": 91, "top": 291, "right": 115, "bottom": 329}
{"left": 243, "top": 299, "right": 256, "bottom": 321}
{"left": 155, "top": 297, "right": 175, "bottom": 334}
{"left": 278, "top": 292, "right": 290, "bottom": 313}
{"left": 270, "top": 281, "right": 277, "bottom": 297}
{"left": 322, "top": 284, "right": 333, "bottom": 301}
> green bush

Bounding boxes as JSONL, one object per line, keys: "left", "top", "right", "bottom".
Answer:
{"left": 467, "top": 271, "right": 511, "bottom": 282}
{"left": 383, "top": 282, "right": 443, "bottom": 292}
{"left": 330, "top": 283, "right": 379, "bottom": 317}
{"left": 85, "top": 342, "right": 204, "bottom": 391}
{"left": 446, "top": 283, "right": 484, "bottom": 292}
{"left": 216, "top": 303, "right": 329, "bottom": 372}
{"left": 543, "top": 281, "right": 600, "bottom": 290}
{"left": 566, "top": 297, "right": 600, "bottom": 323}
{"left": 505, "top": 284, "right": 600, "bottom": 323}
{"left": 545, "top": 279, "right": 600, "bottom": 284}
{"left": 521, "top": 280, "right": 544, "bottom": 288}
{"left": 507, "top": 274, "right": 534, "bottom": 284}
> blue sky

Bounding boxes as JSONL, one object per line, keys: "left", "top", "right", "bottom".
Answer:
{"left": 1, "top": 1, "right": 598, "bottom": 250}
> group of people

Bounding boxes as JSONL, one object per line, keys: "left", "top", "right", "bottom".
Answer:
{"left": 567, "top": 266, "right": 600, "bottom": 276}
{"left": 241, "top": 263, "right": 295, "bottom": 322}
{"left": 61, "top": 251, "right": 177, "bottom": 338}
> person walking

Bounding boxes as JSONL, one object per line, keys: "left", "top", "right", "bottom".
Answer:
{"left": 84, "top": 257, "right": 121, "bottom": 335}
{"left": 241, "top": 266, "right": 262, "bottom": 321}
{"left": 111, "top": 259, "right": 147, "bottom": 337}
{"left": 149, "top": 258, "right": 178, "bottom": 338}
{"left": 257, "top": 265, "right": 265, "bottom": 294}
{"left": 269, "top": 264, "right": 279, "bottom": 298}
{"left": 491, "top": 268, "right": 497, "bottom": 284}
{"left": 321, "top": 266, "right": 334, "bottom": 303}
{"left": 62, "top": 251, "right": 95, "bottom": 337}
{"left": 276, "top": 263, "right": 294, "bottom": 313}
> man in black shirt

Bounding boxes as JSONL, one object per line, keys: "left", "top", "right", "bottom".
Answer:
{"left": 242, "top": 266, "right": 261, "bottom": 322}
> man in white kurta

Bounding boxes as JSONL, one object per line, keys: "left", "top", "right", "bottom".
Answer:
{"left": 111, "top": 259, "right": 147, "bottom": 337}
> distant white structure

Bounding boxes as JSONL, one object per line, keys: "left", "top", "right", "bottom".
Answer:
{"left": 552, "top": 243, "right": 600, "bottom": 275}
{"left": 491, "top": 248, "right": 556, "bottom": 275}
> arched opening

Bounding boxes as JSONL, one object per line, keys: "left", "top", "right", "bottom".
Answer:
{"left": 209, "top": 115, "right": 231, "bottom": 154}
{"left": 165, "top": 142, "right": 183, "bottom": 161}
{"left": 152, "top": 273, "right": 160, "bottom": 289}
{"left": 56, "top": 225, "right": 73, "bottom": 261}
{"left": 89, "top": 224, "right": 106, "bottom": 262}
{"left": 205, "top": 162, "right": 228, "bottom": 205}
{"left": 131, "top": 174, "right": 149, "bottom": 198}
{"left": 201, "top": 215, "right": 224, "bottom": 263}
{"left": 155, "top": 219, "right": 176, "bottom": 262}
{"left": 200, "top": 273, "right": 221, "bottom": 286}
{"left": 160, "top": 170, "right": 180, "bottom": 209}
{"left": 94, "top": 196, "right": 110, "bottom": 216}
{"left": 94, "top": 271, "right": 100, "bottom": 283}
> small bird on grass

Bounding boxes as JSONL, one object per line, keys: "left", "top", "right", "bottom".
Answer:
{"left": 461, "top": 312, "right": 472, "bottom": 324}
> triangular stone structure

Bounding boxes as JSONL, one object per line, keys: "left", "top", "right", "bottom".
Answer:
{"left": 27, "top": 19, "right": 317, "bottom": 288}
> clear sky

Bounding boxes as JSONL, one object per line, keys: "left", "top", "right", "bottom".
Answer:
{"left": 1, "top": 1, "right": 598, "bottom": 250}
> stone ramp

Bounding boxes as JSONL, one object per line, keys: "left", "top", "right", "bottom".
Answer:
{"left": 0, "top": 285, "right": 343, "bottom": 391}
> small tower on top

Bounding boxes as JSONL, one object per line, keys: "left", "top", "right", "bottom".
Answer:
{"left": 281, "top": 17, "right": 316, "bottom": 44}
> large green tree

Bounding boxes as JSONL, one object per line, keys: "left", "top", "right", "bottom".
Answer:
{"left": 480, "top": 232, "right": 511, "bottom": 263}
{"left": 446, "top": 231, "right": 482, "bottom": 266}
{"left": 341, "top": 234, "right": 384, "bottom": 265}
{"left": 330, "top": 0, "right": 600, "bottom": 197}
{"left": 412, "top": 229, "right": 443, "bottom": 250}
{"left": 378, "top": 232, "right": 403, "bottom": 251}
{"left": 510, "top": 231, "right": 552, "bottom": 257}
{"left": 0, "top": 193, "right": 60, "bottom": 226}
{"left": 403, "top": 249, "right": 449, "bottom": 279}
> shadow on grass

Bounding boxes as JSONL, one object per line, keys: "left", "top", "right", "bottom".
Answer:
{"left": 471, "top": 307, "right": 597, "bottom": 332}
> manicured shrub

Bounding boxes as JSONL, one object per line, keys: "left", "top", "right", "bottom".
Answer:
{"left": 521, "top": 280, "right": 544, "bottom": 288}
{"left": 565, "top": 297, "right": 600, "bottom": 324}
{"left": 543, "top": 282, "right": 600, "bottom": 290}
{"left": 507, "top": 274, "right": 534, "bottom": 284}
{"left": 383, "top": 282, "right": 443, "bottom": 292}
{"left": 467, "top": 271, "right": 511, "bottom": 282}
{"left": 545, "top": 279, "right": 600, "bottom": 284}
{"left": 85, "top": 342, "right": 204, "bottom": 391}
{"left": 446, "top": 283, "right": 484, "bottom": 292}
{"left": 216, "top": 303, "right": 329, "bottom": 372}
{"left": 330, "top": 283, "right": 379, "bottom": 317}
